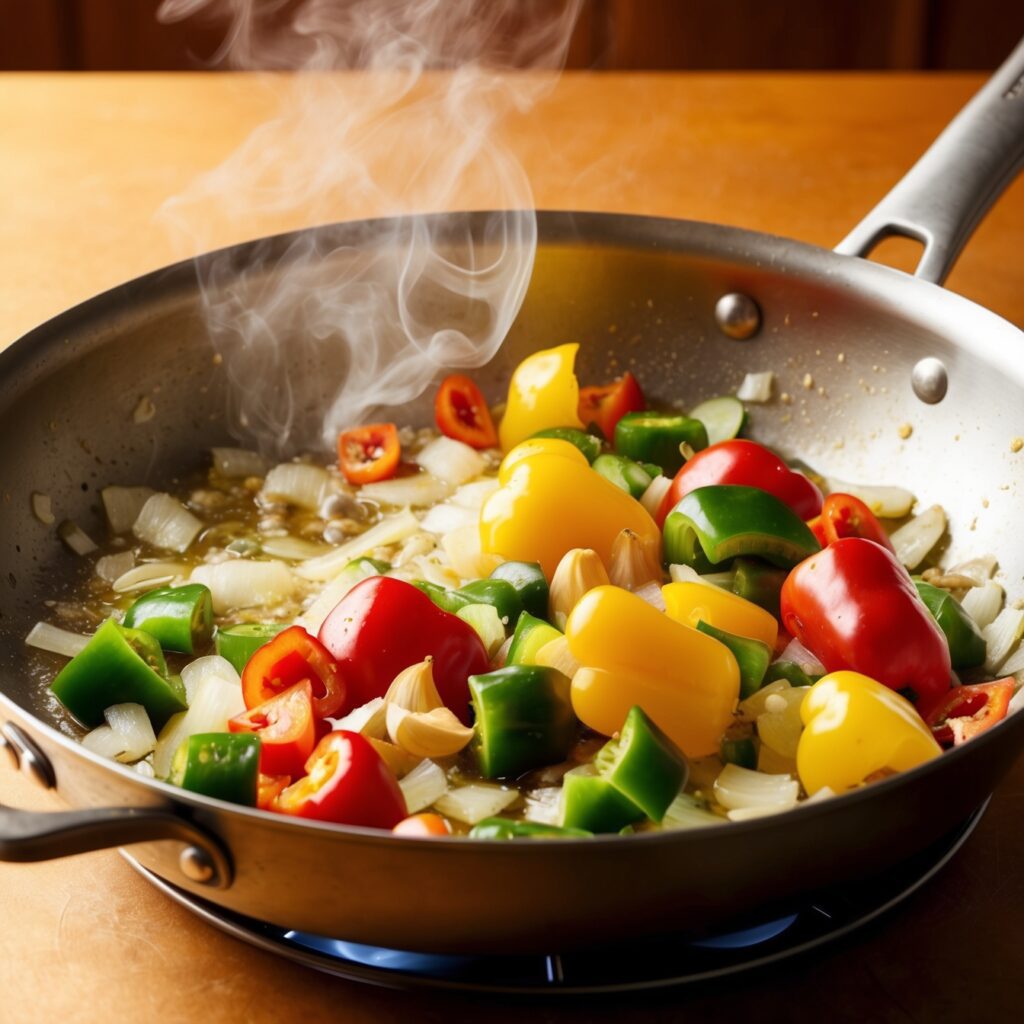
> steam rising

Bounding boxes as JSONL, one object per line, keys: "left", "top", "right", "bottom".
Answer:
{"left": 157, "top": 0, "right": 581, "bottom": 454}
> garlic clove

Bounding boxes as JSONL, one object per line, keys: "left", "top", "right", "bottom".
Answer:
{"left": 534, "top": 635, "right": 580, "bottom": 679}
{"left": 549, "top": 548, "right": 611, "bottom": 630}
{"left": 385, "top": 658, "right": 444, "bottom": 717}
{"left": 390, "top": 706, "right": 475, "bottom": 759}
{"left": 608, "top": 527, "right": 662, "bottom": 591}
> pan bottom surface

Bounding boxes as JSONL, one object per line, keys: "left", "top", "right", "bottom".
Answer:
{"left": 121, "top": 802, "right": 986, "bottom": 996}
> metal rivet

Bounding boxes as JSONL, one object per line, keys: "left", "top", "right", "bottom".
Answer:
{"left": 0, "top": 730, "right": 20, "bottom": 772}
{"left": 179, "top": 845, "right": 217, "bottom": 886}
{"left": 715, "top": 293, "right": 761, "bottom": 340}
{"left": 911, "top": 357, "right": 948, "bottom": 404}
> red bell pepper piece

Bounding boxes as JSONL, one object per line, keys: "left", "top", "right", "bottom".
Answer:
{"left": 318, "top": 576, "right": 490, "bottom": 722}
{"left": 924, "top": 679, "right": 1015, "bottom": 747}
{"left": 656, "top": 439, "right": 822, "bottom": 526}
{"left": 780, "top": 537, "right": 951, "bottom": 705}
{"left": 272, "top": 730, "right": 407, "bottom": 829}
{"left": 229, "top": 680, "right": 317, "bottom": 777}
{"left": 434, "top": 374, "right": 499, "bottom": 449}
{"left": 820, "top": 493, "right": 895, "bottom": 553}
{"left": 578, "top": 372, "right": 645, "bottom": 439}
{"left": 257, "top": 773, "right": 291, "bottom": 811}
{"left": 338, "top": 422, "right": 401, "bottom": 485}
{"left": 240, "top": 625, "right": 346, "bottom": 719}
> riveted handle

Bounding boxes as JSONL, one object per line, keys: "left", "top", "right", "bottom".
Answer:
{"left": 836, "top": 36, "right": 1024, "bottom": 284}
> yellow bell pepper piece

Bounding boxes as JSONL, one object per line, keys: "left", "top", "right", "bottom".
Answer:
{"left": 662, "top": 582, "right": 778, "bottom": 649}
{"left": 797, "top": 670, "right": 942, "bottom": 796}
{"left": 498, "top": 343, "right": 584, "bottom": 451}
{"left": 497, "top": 437, "right": 588, "bottom": 484}
{"left": 566, "top": 586, "right": 740, "bottom": 757}
{"left": 480, "top": 453, "right": 661, "bottom": 579}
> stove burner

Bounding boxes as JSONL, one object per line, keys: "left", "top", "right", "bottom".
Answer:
{"left": 124, "top": 802, "right": 985, "bottom": 995}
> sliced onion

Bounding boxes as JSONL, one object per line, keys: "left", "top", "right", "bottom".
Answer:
{"left": 660, "top": 792, "right": 723, "bottom": 829}
{"left": 95, "top": 550, "right": 135, "bottom": 583}
{"left": 330, "top": 697, "right": 386, "bottom": 738}
{"left": 996, "top": 643, "right": 1024, "bottom": 678}
{"left": 982, "top": 607, "right": 1024, "bottom": 674}
{"left": 133, "top": 493, "right": 202, "bottom": 553}
{"left": 736, "top": 371, "right": 774, "bottom": 403}
{"left": 58, "top": 520, "right": 98, "bottom": 555}
{"left": 669, "top": 564, "right": 715, "bottom": 587}
{"left": 523, "top": 786, "right": 563, "bottom": 826}
{"left": 112, "top": 561, "right": 188, "bottom": 594}
{"left": 778, "top": 637, "right": 826, "bottom": 674}
{"left": 418, "top": 501, "right": 479, "bottom": 536}
{"left": 82, "top": 703, "right": 157, "bottom": 764}
{"left": 456, "top": 603, "right": 505, "bottom": 658}
{"left": 415, "top": 437, "right": 485, "bottom": 486}
{"left": 737, "top": 679, "right": 792, "bottom": 722}
{"left": 634, "top": 581, "right": 667, "bottom": 611}
{"left": 713, "top": 763, "right": 799, "bottom": 811}
{"left": 824, "top": 478, "right": 915, "bottom": 518}
{"left": 190, "top": 559, "right": 297, "bottom": 613}
{"left": 756, "top": 687, "right": 809, "bottom": 758}
{"left": 441, "top": 522, "right": 499, "bottom": 581}
{"left": 398, "top": 759, "right": 449, "bottom": 815}
{"left": 212, "top": 447, "right": 268, "bottom": 479}
{"left": 25, "top": 621, "right": 90, "bottom": 658}
{"left": 890, "top": 505, "right": 946, "bottom": 570}
{"left": 81, "top": 726, "right": 127, "bottom": 761}
{"left": 296, "top": 510, "right": 419, "bottom": 581}
{"left": 101, "top": 486, "right": 155, "bottom": 534}
{"left": 450, "top": 479, "right": 500, "bottom": 509}
{"left": 726, "top": 803, "right": 796, "bottom": 822}
{"left": 961, "top": 580, "right": 1003, "bottom": 630}
{"left": 260, "top": 463, "right": 331, "bottom": 511}
{"left": 359, "top": 473, "right": 453, "bottom": 509}
{"left": 640, "top": 475, "right": 672, "bottom": 517}
{"left": 259, "top": 535, "right": 329, "bottom": 561}
{"left": 434, "top": 783, "right": 517, "bottom": 825}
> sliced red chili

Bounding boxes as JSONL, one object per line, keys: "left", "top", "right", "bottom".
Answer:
{"left": 578, "top": 372, "right": 645, "bottom": 440}
{"left": 338, "top": 422, "right": 401, "bottom": 485}
{"left": 241, "top": 625, "right": 346, "bottom": 719}
{"left": 257, "top": 773, "right": 291, "bottom": 811}
{"left": 924, "top": 679, "right": 1015, "bottom": 747}
{"left": 821, "top": 493, "right": 895, "bottom": 553}
{"left": 230, "top": 680, "right": 316, "bottom": 777}
{"left": 434, "top": 374, "right": 498, "bottom": 449}
{"left": 805, "top": 515, "right": 827, "bottom": 547}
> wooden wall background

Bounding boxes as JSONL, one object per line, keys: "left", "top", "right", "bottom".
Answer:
{"left": 2, "top": 0, "right": 1022, "bottom": 72}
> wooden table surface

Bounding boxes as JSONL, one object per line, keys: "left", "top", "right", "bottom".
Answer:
{"left": 1, "top": 71, "right": 1023, "bottom": 1023}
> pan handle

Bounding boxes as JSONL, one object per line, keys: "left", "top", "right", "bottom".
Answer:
{"left": 836, "top": 36, "right": 1024, "bottom": 285}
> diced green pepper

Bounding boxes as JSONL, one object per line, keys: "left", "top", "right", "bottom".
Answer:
{"left": 170, "top": 732, "right": 260, "bottom": 806}
{"left": 613, "top": 412, "right": 708, "bottom": 477}
{"left": 468, "top": 817, "right": 591, "bottom": 839}
{"left": 215, "top": 623, "right": 287, "bottom": 674}
{"left": 489, "top": 561, "right": 549, "bottom": 621}
{"left": 696, "top": 620, "right": 772, "bottom": 699}
{"left": 663, "top": 485, "right": 820, "bottom": 570}
{"left": 560, "top": 764, "right": 643, "bottom": 833}
{"left": 913, "top": 579, "right": 987, "bottom": 670}
{"left": 764, "top": 661, "right": 821, "bottom": 688}
{"left": 468, "top": 665, "right": 576, "bottom": 779}
{"left": 593, "top": 706, "right": 687, "bottom": 823}
{"left": 720, "top": 737, "right": 757, "bottom": 769}
{"left": 506, "top": 612, "right": 562, "bottom": 665}
{"left": 530, "top": 427, "right": 602, "bottom": 463}
{"left": 50, "top": 619, "right": 187, "bottom": 730}
{"left": 732, "top": 557, "right": 788, "bottom": 618}
{"left": 123, "top": 583, "right": 214, "bottom": 654}
{"left": 457, "top": 579, "right": 523, "bottom": 630}
{"left": 591, "top": 454, "right": 654, "bottom": 499}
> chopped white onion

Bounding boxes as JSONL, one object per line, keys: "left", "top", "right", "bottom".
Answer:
{"left": 111, "top": 561, "right": 188, "bottom": 594}
{"left": 259, "top": 535, "right": 329, "bottom": 561}
{"left": 523, "top": 786, "right": 563, "bottom": 826}
{"left": 58, "top": 520, "right": 98, "bottom": 556}
{"left": 726, "top": 803, "right": 797, "bottom": 822}
{"left": 154, "top": 657, "right": 245, "bottom": 778}
{"left": 450, "top": 479, "right": 500, "bottom": 509}
{"left": 757, "top": 744, "right": 798, "bottom": 776}
{"left": 190, "top": 559, "right": 297, "bottom": 613}
{"left": 296, "top": 510, "right": 419, "bottom": 581}
{"left": 415, "top": 437, "right": 486, "bottom": 486}
{"left": 660, "top": 792, "right": 723, "bottom": 829}
{"left": 736, "top": 371, "right": 774, "bottom": 403}
{"left": 669, "top": 564, "right": 714, "bottom": 587}
{"left": 1008, "top": 681, "right": 1024, "bottom": 716}
{"left": 398, "top": 759, "right": 449, "bottom": 814}
{"left": 212, "top": 447, "right": 268, "bottom": 479}
{"left": 457, "top": 603, "right": 506, "bottom": 658}
{"left": 756, "top": 686, "right": 809, "bottom": 758}
{"left": 101, "top": 486, "right": 156, "bottom": 534}
{"left": 890, "top": 505, "right": 946, "bottom": 570}
{"left": 634, "top": 581, "right": 667, "bottom": 611}
{"left": 737, "top": 680, "right": 792, "bottom": 722}
{"left": 31, "top": 492, "right": 55, "bottom": 525}
{"left": 982, "top": 607, "right": 1024, "bottom": 674}
{"left": 947, "top": 556, "right": 998, "bottom": 587}
{"left": 434, "top": 783, "right": 517, "bottom": 825}
{"left": 82, "top": 703, "right": 157, "bottom": 764}
{"left": 418, "top": 502, "right": 479, "bottom": 536}
{"left": 713, "top": 763, "right": 800, "bottom": 811}
{"left": 640, "top": 475, "right": 672, "bottom": 517}
{"left": 133, "top": 493, "right": 202, "bottom": 553}
{"left": 261, "top": 463, "right": 331, "bottom": 511}
{"left": 95, "top": 550, "right": 135, "bottom": 583}
{"left": 996, "top": 643, "right": 1024, "bottom": 679}
{"left": 778, "top": 637, "right": 826, "bottom": 674}
{"left": 824, "top": 478, "right": 915, "bottom": 518}
{"left": 441, "top": 522, "right": 499, "bottom": 581}
{"left": 359, "top": 473, "right": 453, "bottom": 509}
{"left": 25, "top": 621, "right": 91, "bottom": 658}
{"left": 81, "top": 726, "right": 127, "bottom": 761}
{"left": 961, "top": 580, "right": 1003, "bottom": 630}
{"left": 330, "top": 697, "right": 386, "bottom": 737}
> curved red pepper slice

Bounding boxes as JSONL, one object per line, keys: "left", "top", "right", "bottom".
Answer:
{"left": 924, "top": 679, "right": 1015, "bottom": 747}
{"left": 821, "top": 493, "right": 895, "bottom": 553}
{"left": 434, "top": 374, "right": 498, "bottom": 449}
{"left": 578, "top": 372, "right": 645, "bottom": 439}
{"left": 241, "top": 625, "right": 346, "bottom": 719}
{"left": 338, "top": 422, "right": 401, "bottom": 485}
{"left": 230, "top": 680, "right": 316, "bottom": 777}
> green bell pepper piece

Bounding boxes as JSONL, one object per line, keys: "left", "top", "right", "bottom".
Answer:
{"left": 468, "top": 817, "right": 592, "bottom": 840}
{"left": 764, "top": 661, "right": 821, "bottom": 688}
{"left": 215, "top": 622, "right": 287, "bottom": 674}
{"left": 732, "top": 557, "right": 788, "bottom": 618}
{"left": 913, "top": 579, "right": 987, "bottom": 670}
{"left": 696, "top": 620, "right": 772, "bottom": 699}
{"left": 720, "top": 737, "right": 757, "bottom": 769}
{"left": 506, "top": 612, "right": 562, "bottom": 665}
{"left": 457, "top": 579, "right": 523, "bottom": 630}
{"left": 489, "top": 561, "right": 549, "bottom": 621}
{"left": 593, "top": 705, "right": 688, "bottom": 822}
{"left": 171, "top": 732, "right": 260, "bottom": 806}
{"left": 613, "top": 412, "right": 708, "bottom": 477}
{"left": 530, "top": 427, "right": 602, "bottom": 463}
{"left": 468, "top": 665, "right": 576, "bottom": 779}
{"left": 591, "top": 454, "right": 654, "bottom": 499}
{"left": 663, "top": 485, "right": 820, "bottom": 570}
{"left": 560, "top": 764, "right": 643, "bottom": 833}
{"left": 123, "top": 583, "right": 214, "bottom": 654}
{"left": 50, "top": 619, "right": 187, "bottom": 730}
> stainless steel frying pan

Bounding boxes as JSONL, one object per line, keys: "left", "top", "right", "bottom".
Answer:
{"left": 1, "top": 45, "right": 1023, "bottom": 955}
